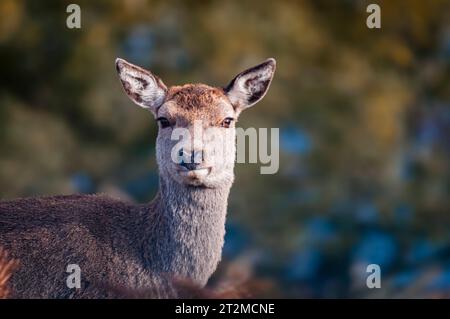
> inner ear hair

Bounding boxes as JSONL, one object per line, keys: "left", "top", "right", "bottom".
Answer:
{"left": 225, "top": 58, "right": 276, "bottom": 110}
{"left": 115, "top": 58, "right": 167, "bottom": 114}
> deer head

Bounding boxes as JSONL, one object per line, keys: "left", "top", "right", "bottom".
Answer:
{"left": 116, "top": 58, "right": 276, "bottom": 188}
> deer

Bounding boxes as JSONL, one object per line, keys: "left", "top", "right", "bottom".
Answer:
{"left": 0, "top": 57, "right": 276, "bottom": 298}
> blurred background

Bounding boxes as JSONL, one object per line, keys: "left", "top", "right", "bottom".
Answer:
{"left": 0, "top": 0, "right": 449, "bottom": 298}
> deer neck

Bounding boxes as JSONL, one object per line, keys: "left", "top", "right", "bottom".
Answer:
{"left": 146, "top": 176, "right": 232, "bottom": 286}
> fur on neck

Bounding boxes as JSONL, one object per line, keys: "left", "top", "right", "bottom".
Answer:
{"left": 144, "top": 176, "right": 232, "bottom": 286}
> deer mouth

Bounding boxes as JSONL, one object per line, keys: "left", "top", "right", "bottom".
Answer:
{"left": 177, "top": 167, "right": 212, "bottom": 179}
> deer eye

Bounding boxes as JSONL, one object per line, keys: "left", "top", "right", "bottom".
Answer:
{"left": 221, "top": 117, "right": 234, "bottom": 128}
{"left": 156, "top": 117, "right": 171, "bottom": 128}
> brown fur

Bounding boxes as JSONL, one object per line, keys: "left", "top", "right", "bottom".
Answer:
{"left": 0, "top": 247, "right": 19, "bottom": 299}
{"left": 166, "top": 84, "right": 227, "bottom": 110}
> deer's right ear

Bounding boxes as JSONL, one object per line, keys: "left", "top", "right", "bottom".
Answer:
{"left": 115, "top": 58, "right": 167, "bottom": 114}
{"left": 225, "top": 58, "right": 276, "bottom": 112}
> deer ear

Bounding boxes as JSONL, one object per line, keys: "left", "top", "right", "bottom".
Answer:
{"left": 225, "top": 58, "right": 276, "bottom": 112}
{"left": 115, "top": 58, "right": 167, "bottom": 114}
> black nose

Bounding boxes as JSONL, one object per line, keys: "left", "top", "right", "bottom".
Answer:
{"left": 178, "top": 148, "right": 204, "bottom": 170}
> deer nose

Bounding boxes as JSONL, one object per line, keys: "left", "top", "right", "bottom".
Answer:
{"left": 178, "top": 148, "right": 204, "bottom": 170}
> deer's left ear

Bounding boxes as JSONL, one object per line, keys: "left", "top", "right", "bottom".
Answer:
{"left": 224, "top": 58, "right": 276, "bottom": 112}
{"left": 115, "top": 58, "right": 167, "bottom": 115}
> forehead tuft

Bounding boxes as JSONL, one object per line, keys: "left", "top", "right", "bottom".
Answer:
{"left": 166, "top": 84, "right": 227, "bottom": 110}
